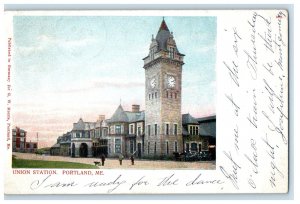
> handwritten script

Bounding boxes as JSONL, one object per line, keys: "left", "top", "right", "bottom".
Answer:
{"left": 219, "top": 10, "right": 288, "bottom": 192}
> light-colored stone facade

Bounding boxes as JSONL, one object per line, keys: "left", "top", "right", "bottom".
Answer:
{"left": 52, "top": 19, "right": 216, "bottom": 160}
{"left": 144, "top": 19, "right": 184, "bottom": 157}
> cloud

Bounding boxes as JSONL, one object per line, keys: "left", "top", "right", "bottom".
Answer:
{"left": 54, "top": 77, "right": 144, "bottom": 94}
{"left": 194, "top": 44, "right": 216, "bottom": 54}
{"left": 16, "top": 34, "right": 99, "bottom": 56}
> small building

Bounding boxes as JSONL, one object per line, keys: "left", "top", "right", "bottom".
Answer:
{"left": 50, "top": 143, "right": 60, "bottom": 155}
{"left": 25, "top": 141, "right": 38, "bottom": 153}
{"left": 12, "top": 127, "right": 27, "bottom": 152}
{"left": 197, "top": 116, "right": 216, "bottom": 159}
{"left": 182, "top": 114, "right": 216, "bottom": 156}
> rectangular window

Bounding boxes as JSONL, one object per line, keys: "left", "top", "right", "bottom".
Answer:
{"left": 76, "top": 132, "right": 80, "bottom": 138}
{"left": 108, "top": 139, "right": 111, "bottom": 153}
{"left": 189, "top": 125, "right": 199, "bottom": 135}
{"left": 154, "top": 124, "right": 158, "bottom": 136}
{"left": 175, "top": 141, "right": 178, "bottom": 152}
{"left": 103, "top": 129, "right": 108, "bottom": 136}
{"left": 148, "top": 142, "right": 150, "bottom": 155}
{"left": 169, "top": 47, "right": 175, "bottom": 59}
{"left": 150, "top": 49, "right": 154, "bottom": 60}
{"left": 137, "top": 126, "right": 141, "bottom": 136}
{"left": 154, "top": 142, "right": 157, "bottom": 155}
{"left": 166, "top": 124, "right": 169, "bottom": 135}
{"left": 152, "top": 93, "right": 154, "bottom": 99}
{"left": 115, "top": 125, "right": 121, "bottom": 134}
{"left": 115, "top": 139, "right": 121, "bottom": 153}
{"left": 166, "top": 141, "right": 169, "bottom": 155}
{"left": 170, "top": 92, "right": 173, "bottom": 98}
{"left": 148, "top": 125, "right": 151, "bottom": 136}
{"left": 149, "top": 94, "right": 151, "bottom": 100}
{"left": 155, "top": 92, "right": 157, "bottom": 98}
{"left": 130, "top": 140, "right": 134, "bottom": 154}
{"left": 186, "top": 143, "right": 190, "bottom": 152}
{"left": 130, "top": 124, "right": 134, "bottom": 134}
{"left": 166, "top": 91, "right": 168, "bottom": 98}
{"left": 174, "top": 124, "right": 178, "bottom": 135}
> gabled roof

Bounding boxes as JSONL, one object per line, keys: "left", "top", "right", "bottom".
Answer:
{"left": 72, "top": 118, "right": 96, "bottom": 131}
{"left": 182, "top": 113, "right": 199, "bottom": 125}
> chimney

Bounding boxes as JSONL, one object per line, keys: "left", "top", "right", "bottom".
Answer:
{"left": 98, "top": 115, "right": 105, "bottom": 121}
{"left": 132, "top": 104, "right": 140, "bottom": 113}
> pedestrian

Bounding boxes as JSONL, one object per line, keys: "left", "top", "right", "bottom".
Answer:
{"left": 130, "top": 155, "right": 134, "bottom": 165}
{"left": 119, "top": 154, "right": 124, "bottom": 165}
{"left": 101, "top": 154, "right": 106, "bottom": 166}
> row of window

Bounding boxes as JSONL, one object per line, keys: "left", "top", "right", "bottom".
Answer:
{"left": 147, "top": 141, "right": 178, "bottom": 155}
{"left": 149, "top": 47, "right": 176, "bottom": 61}
{"left": 188, "top": 125, "right": 199, "bottom": 136}
{"left": 148, "top": 91, "right": 178, "bottom": 100}
{"left": 129, "top": 124, "right": 143, "bottom": 135}
{"left": 147, "top": 123, "right": 178, "bottom": 136}
{"left": 148, "top": 92, "right": 158, "bottom": 100}
{"left": 185, "top": 141, "right": 208, "bottom": 152}
{"left": 166, "top": 91, "right": 178, "bottom": 99}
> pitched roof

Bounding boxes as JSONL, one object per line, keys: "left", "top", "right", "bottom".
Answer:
{"left": 182, "top": 113, "right": 199, "bottom": 125}
{"left": 72, "top": 118, "right": 96, "bottom": 131}
{"left": 109, "top": 105, "right": 129, "bottom": 123}
{"left": 182, "top": 127, "right": 189, "bottom": 135}
{"left": 109, "top": 105, "right": 145, "bottom": 123}
{"left": 125, "top": 111, "right": 145, "bottom": 123}
{"left": 158, "top": 19, "right": 170, "bottom": 32}
{"left": 197, "top": 115, "right": 216, "bottom": 122}
{"left": 199, "top": 120, "right": 216, "bottom": 137}
{"left": 51, "top": 143, "right": 60, "bottom": 148}
{"left": 155, "top": 19, "right": 171, "bottom": 51}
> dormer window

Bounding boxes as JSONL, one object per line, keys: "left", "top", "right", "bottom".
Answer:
{"left": 169, "top": 47, "right": 175, "bottom": 59}
{"left": 150, "top": 48, "right": 155, "bottom": 60}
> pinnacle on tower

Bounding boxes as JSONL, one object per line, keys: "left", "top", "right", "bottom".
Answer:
{"left": 158, "top": 18, "right": 170, "bottom": 32}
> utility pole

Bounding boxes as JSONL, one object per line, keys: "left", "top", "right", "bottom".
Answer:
{"left": 36, "top": 132, "right": 39, "bottom": 149}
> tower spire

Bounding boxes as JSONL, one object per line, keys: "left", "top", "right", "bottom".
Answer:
{"left": 158, "top": 17, "right": 169, "bottom": 32}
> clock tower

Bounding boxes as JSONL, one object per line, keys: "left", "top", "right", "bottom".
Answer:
{"left": 143, "top": 19, "right": 185, "bottom": 157}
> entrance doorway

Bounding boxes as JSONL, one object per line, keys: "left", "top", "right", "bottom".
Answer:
{"left": 137, "top": 143, "right": 142, "bottom": 158}
{"left": 79, "top": 143, "right": 88, "bottom": 157}
{"left": 71, "top": 143, "right": 75, "bottom": 157}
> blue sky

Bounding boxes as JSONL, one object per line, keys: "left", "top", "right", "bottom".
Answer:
{"left": 13, "top": 16, "right": 216, "bottom": 145}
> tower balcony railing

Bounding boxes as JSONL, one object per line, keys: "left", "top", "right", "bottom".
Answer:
{"left": 144, "top": 51, "right": 184, "bottom": 65}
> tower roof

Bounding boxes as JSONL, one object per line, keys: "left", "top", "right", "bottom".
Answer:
{"left": 110, "top": 105, "right": 129, "bottom": 123}
{"left": 158, "top": 18, "right": 170, "bottom": 32}
{"left": 155, "top": 19, "right": 171, "bottom": 51}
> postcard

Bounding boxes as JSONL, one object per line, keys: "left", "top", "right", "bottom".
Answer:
{"left": 3, "top": 10, "right": 288, "bottom": 194}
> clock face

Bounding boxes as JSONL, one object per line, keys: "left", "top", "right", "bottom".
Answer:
{"left": 167, "top": 76, "right": 176, "bottom": 88}
{"left": 150, "top": 78, "right": 156, "bottom": 88}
